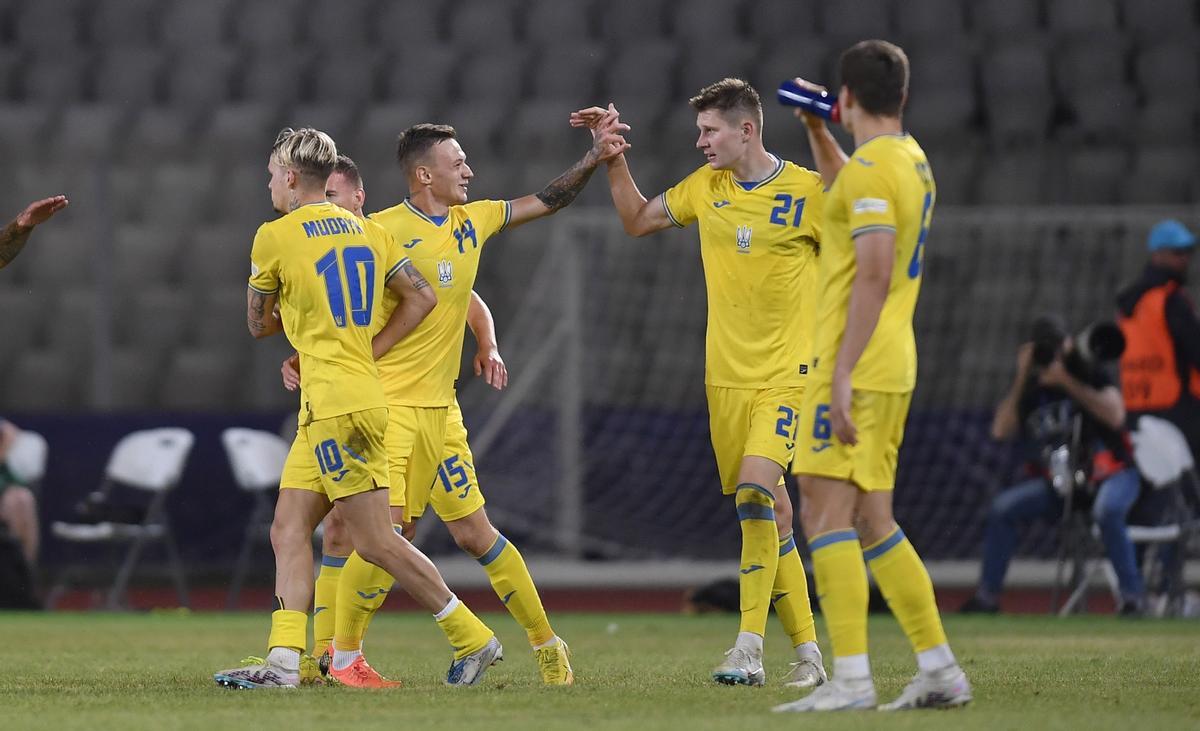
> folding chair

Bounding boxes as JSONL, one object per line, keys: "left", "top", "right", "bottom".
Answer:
{"left": 222, "top": 427, "right": 289, "bottom": 609}
{"left": 5, "top": 429, "right": 48, "bottom": 486}
{"left": 48, "top": 428, "right": 194, "bottom": 610}
{"left": 1057, "top": 416, "right": 1200, "bottom": 615}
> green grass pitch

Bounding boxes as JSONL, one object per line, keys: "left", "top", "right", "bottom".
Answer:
{"left": 2, "top": 611, "right": 1199, "bottom": 730}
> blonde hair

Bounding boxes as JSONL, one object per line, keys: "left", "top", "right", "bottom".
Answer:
{"left": 272, "top": 127, "right": 338, "bottom": 184}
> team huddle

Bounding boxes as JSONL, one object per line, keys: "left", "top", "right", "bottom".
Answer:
{"left": 214, "top": 39, "right": 973, "bottom": 712}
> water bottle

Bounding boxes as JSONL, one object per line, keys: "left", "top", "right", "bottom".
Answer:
{"left": 776, "top": 80, "right": 840, "bottom": 122}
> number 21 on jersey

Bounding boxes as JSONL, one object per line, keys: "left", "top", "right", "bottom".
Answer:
{"left": 315, "top": 246, "right": 375, "bottom": 327}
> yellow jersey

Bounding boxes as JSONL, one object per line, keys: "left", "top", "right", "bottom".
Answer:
{"left": 249, "top": 201, "right": 407, "bottom": 423}
{"left": 811, "top": 134, "right": 935, "bottom": 393}
{"left": 368, "top": 198, "right": 512, "bottom": 406}
{"left": 662, "top": 156, "right": 823, "bottom": 388}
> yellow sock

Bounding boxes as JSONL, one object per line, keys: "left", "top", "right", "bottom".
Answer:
{"left": 772, "top": 532, "right": 817, "bottom": 646}
{"left": 478, "top": 533, "right": 554, "bottom": 647}
{"left": 809, "top": 529, "right": 869, "bottom": 659}
{"left": 267, "top": 608, "right": 307, "bottom": 654}
{"left": 312, "top": 555, "right": 345, "bottom": 657}
{"left": 734, "top": 483, "right": 780, "bottom": 637}
{"left": 864, "top": 526, "right": 948, "bottom": 653}
{"left": 332, "top": 549, "right": 395, "bottom": 652}
{"left": 434, "top": 595, "right": 494, "bottom": 660}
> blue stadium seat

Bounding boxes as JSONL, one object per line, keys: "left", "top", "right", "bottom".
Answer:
{"left": 89, "top": 0, "right": 160, "bottom": 46}
{"left": 446, "top": 0, "right": 519, "bottom": 48}
{"left": 523, "top": 0, "right": 595, "bottom": 44}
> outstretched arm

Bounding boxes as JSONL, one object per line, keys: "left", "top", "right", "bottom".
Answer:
{"left": 0, "top": 195, "right": 70, "bottom": 269}
{"left": 507, "top": 109, "right": 630, "bottom": 229}
{"left": 571, "top": 104, "right": 672, "bottom": 237}
{"left": 372, "top": 259, "right": 437, "bottom": 359}
{"left": 467, "top": 290, "right": 507, "bottom": 389}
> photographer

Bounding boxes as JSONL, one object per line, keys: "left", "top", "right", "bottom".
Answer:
{"left": 960, "top": 316, "right": 1146, "bottom": 615}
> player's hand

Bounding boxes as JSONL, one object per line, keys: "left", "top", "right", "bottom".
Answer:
{"left": 281, "top": 352, "right": 301, "bottom": 391}
{"left": 14, "top": 195, "right": 69, "bottom": 230}
{"left": 789, "top": 78, "right": 830, "bottom": 130}
{"left": 473, "top": 345, "right": 508, "bottom": 390}
{"left": 569, "top": 105, "right": 611, "bottom": 130}
{"left": 582, "top": 104, "right": 631, "bottom": 163}
{"left": 830, "top": 370, "right": 858, "bottom": 446}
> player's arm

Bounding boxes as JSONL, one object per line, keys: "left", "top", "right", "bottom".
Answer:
{"left": 246, "top": 288, "right": 282, "bottom": 339}
{"left": 791, "top": 79, "right": 847, "bottom": 189}
{"left": 506, "top": 108, "right": 630, "bottom": 229}
{"left": 371, "top": 258, "right": 437, "bottom": 359}
{"left": 0, "top": 196, "right": 70, "bottom": 269}
{"left": 467, "top": 290, "right": 507, "bottom": 390}
{"left": 991, "top": 343, "right": 1033, "bottom": 441}
{"left": 569, "top": 104, "right": 673, "bottom": 237}
{"left": 829, "top": 231, "right": 895, "bottom": 444}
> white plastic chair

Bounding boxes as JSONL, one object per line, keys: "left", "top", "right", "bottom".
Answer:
{"left": 222, "top": 427, "right": 289, "bottom": 608}
{"left": 48, "top": 428, "right": 194, "bottom": 610}
{"left": 5, "top": 429, "right": 48, "bottom": 485}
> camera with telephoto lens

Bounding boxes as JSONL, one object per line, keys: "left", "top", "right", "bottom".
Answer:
{"left": 1029, "top": 315, "right": 1126, "bottom": 371}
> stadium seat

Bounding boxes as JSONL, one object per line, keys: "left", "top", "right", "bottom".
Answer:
{"left": 976, "top": 147, "right": 1049, "bottom": 205}
{"left": 221, "top": 427, "right": 290, "bottom": 608}
{"left": 301, "top": 0, "right": 373, "bottom": 49}
{"left": 11, "top": 0, "right": 82, "bottom": 50}
{"left": 672, "top": 0, "right": 745, "bottom": 42}
{"left": 54, "top": 104, "right": 125, "bottom": 162}
{"left": 446, "top": 0, "right": 519, "bottom": 48}
{"left": 922, "top": 142, "right": 979, "bottom": 205}
{"left": 112, "top": 224, "right": 180, "bottom": 289}
{"left": 283, "top": 102, "right": 360, "bottom": 147}
{"left": 243, "top": 337, "right": 300, "bottom": 412}
{"left": 821, "top": 0, "right": 894, "bottom": 48}
{"left": 894, "top": 0, "right": 967, "bottom": 44}
{"left": 745, "top": 0, "right": 821, "bottom": 45}
{"left": 94, "top": 47, "right": 164, "bottom": 106}
{"left": 523, "top": 0, "right": 595, "bottom": 44}
{"left": 306, "top": 49, "right": 380, "bottom": 105}
{"left": 44, "top": 287, "right": 96, "bottom": 364}
{"left": 0, "top": 104, "right": 52, "bottom": 162}
{"left": 105, "top": 347, "right": 162, "bottom": 411}
{"left": 230, "top": 0, "right": 304, "bottom": 50}
{"left": 21, "top": 227, "right": 91, "bottom": 287}
{"left": 508, "top": 99, "right": 593, "bottom": 160}
{"left": 1121, "top": 0, "right": 1198, "bottom": 41}
{"left": 160, "top": 0, "right": 232, "bottom": 49}
{"left": 601, "top": 39, "right": 678, "bottom": 101}
{"left": 189, "top": 285, "right": 253, "bottom": 353}
{"left": 350, "top": 100, "right": 433, "bottom": 172}
{"left": 159, "top": 348, "right": 243, "bottom": 410}
{"left": 48, "top": 428, "right": 194, "bottom": 610}
{"left": 179, "top": 225, "right": 249, "bottom": 291}
{"left": 456, "top": 47, "right": 528, "bottom": 102}
{"left": 529, "top": 43, "right": 602, "bottom": 104}
{"left": 971, "top": 0, "right": 1043, "bottom": 39}
{"left": 1062, "top": 85, "right": 1138, "bottom": 144}
{"left": 120, "top": 108, "right": 197, "bottom": 165}
{"left": 1045, "top": 0, "right": 1119, "bottom": 36}
{"left": 115, "top": 286, "right": 190, "bottom": 363}
{"left": 88, "top": 0, "right": 161, "bottom": 46}
{"left": 439, "top": 99, "right": 513, "bottom": 156}
{"left": 238, "top": 50, "right": 311, "bottom": 107}
{"left": 144, "top": 163, "right": 217, "bottom": 225}
{"left": 1137, "top": 101, "right": 1198, "bottom": 145}
{"left": 599, "top": 0, "right": 669, "bottom": 42}
{"left": 0, "top": 290, "right": 47, "bottom": 363}
{"left": 2, "top": 349, "right": 79, "bottom": 411}
{"left": 677, "top": 41, "right": 755, "bottom": 100}
{"left": 1055, "top": 145, "right": 1129, "bottom": 204}
{"left": 1136, "top": 42, "right": 1199, "bottom": 110}
{"left": 753, "top": 42, "right": 834, "bottom": 104}
{"left": 1122, "top": 145, "right": 1197, "bottom": 204}
{"left": 374, "top": 1, "right": 443, "bottom": 49}
{"left": 0, "top": 46, "right": 22, "bottom": 101}
{"left": 381, "top": 43, "right": 458, "bottom": 101}
{"left": 1054, "top": 36, "right": 1130, "bottom": 97}
{"left": 163, "top": 47, "right": 238, "bottom": 113}
{"left": 981, "top": 42, "right": 1054, "bottom": 144}
{"left": 196, "top": 103, "right": 281, "bottom": 166}
{"left": 18, "top": 52, "right": 87, "bottom": 109}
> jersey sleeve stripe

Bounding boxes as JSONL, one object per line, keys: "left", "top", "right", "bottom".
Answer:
{"left": 498, "top": 200, "right": 513, "bottom": 232}
{"left": 247, "top": 283, "right": 278, "bottom": 295}
{"left": 384, "top": 256, "right": 410, "bottom": 283}
{"left": 850, "top": 224, "right": 897, "bottom": 238}
{"left": 661, "top": 196, "right": 685, "bottom": 228}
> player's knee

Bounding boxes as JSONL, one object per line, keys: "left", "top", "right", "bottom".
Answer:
{"left": 1, "top": 486, "right": 36, "bottom": 521}
{"left": 734, "top": 483, "right": 775, "bottom": 522}
{"left": 269, "top": 518, "right": 309, "bottom": 554}
{"left": 452, "top": 523, "right": 497, "bottom": 557}
{"left": 773, "top": 497, "right": 793, "bottom": 532}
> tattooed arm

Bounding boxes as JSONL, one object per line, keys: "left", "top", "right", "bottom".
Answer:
{"left": 372, "top": 258, "right": 438, "bottom": 359}
{"left": 506, "top": 109, "right": 630, "bottom": 230}
{"left": 0, "top": 196, "right": 69, "bottom": 270}
{"left": 246, "top": 287, "right": 282, "bottom": 338}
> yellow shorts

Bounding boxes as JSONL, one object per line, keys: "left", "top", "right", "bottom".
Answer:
{"left": 791, "top": 381, "right": 913, "bottom": 492}
{"left": 386, "top": 404, "right": 448, "bottom": 520}
{"left": 706, "top": 385, "right": 805, "bottom": 494}
{"left": 428, "top": 399, "right": 487, "bottom": 522}
{"left": 279, "top": 408, "right": 389, "bottom": 502}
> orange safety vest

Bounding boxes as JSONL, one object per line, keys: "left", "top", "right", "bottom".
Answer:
{"left": 1118, "top": 281, "right": 1200, "bottom": 411}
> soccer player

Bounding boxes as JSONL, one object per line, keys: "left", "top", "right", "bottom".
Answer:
{"left": 774, "top": 41, "right": 972, "bottom": 712}
{"left": 213, "top": 128, "right": 501, "bottom": 690}
{"left": 570, "top": 79, "right": 826, "bottom": 689}
{"left": 0, "top": 196, "right": 69, "bottom": 270}
{"left": 320, "top": 119, "right": 628, "bottom": 686}
{"left": 291, "top": 155, "right": 572, "bottom": 685}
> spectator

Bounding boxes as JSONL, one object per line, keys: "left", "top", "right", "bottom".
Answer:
{"left": 0, "top": 418, "right": 39, "bottom": 566}
{"left": 960, "top": 316, "right": 1146, "bottom": 615}
{"left": 1116, "top": 220, "right": 1200, "bottom": 455}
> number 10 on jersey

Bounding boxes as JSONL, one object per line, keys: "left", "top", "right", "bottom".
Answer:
{"left": 315, "top": 246, "right": 375, "bottom": 328}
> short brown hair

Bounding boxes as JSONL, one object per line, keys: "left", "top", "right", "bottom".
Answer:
{"left": 272, "top": 127, "right": 337, "bottom": 185}
{"left": 839, "top": 40, "right": 909, "bottom": 118}
{"left": 333, "top": 154, "right": 363, "bottom": 189}
{"left": 395, "top": 123, "right": 457, "bottom": 176}
{"left": 689, "top": 78, "right": 763, "bottom": 129}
